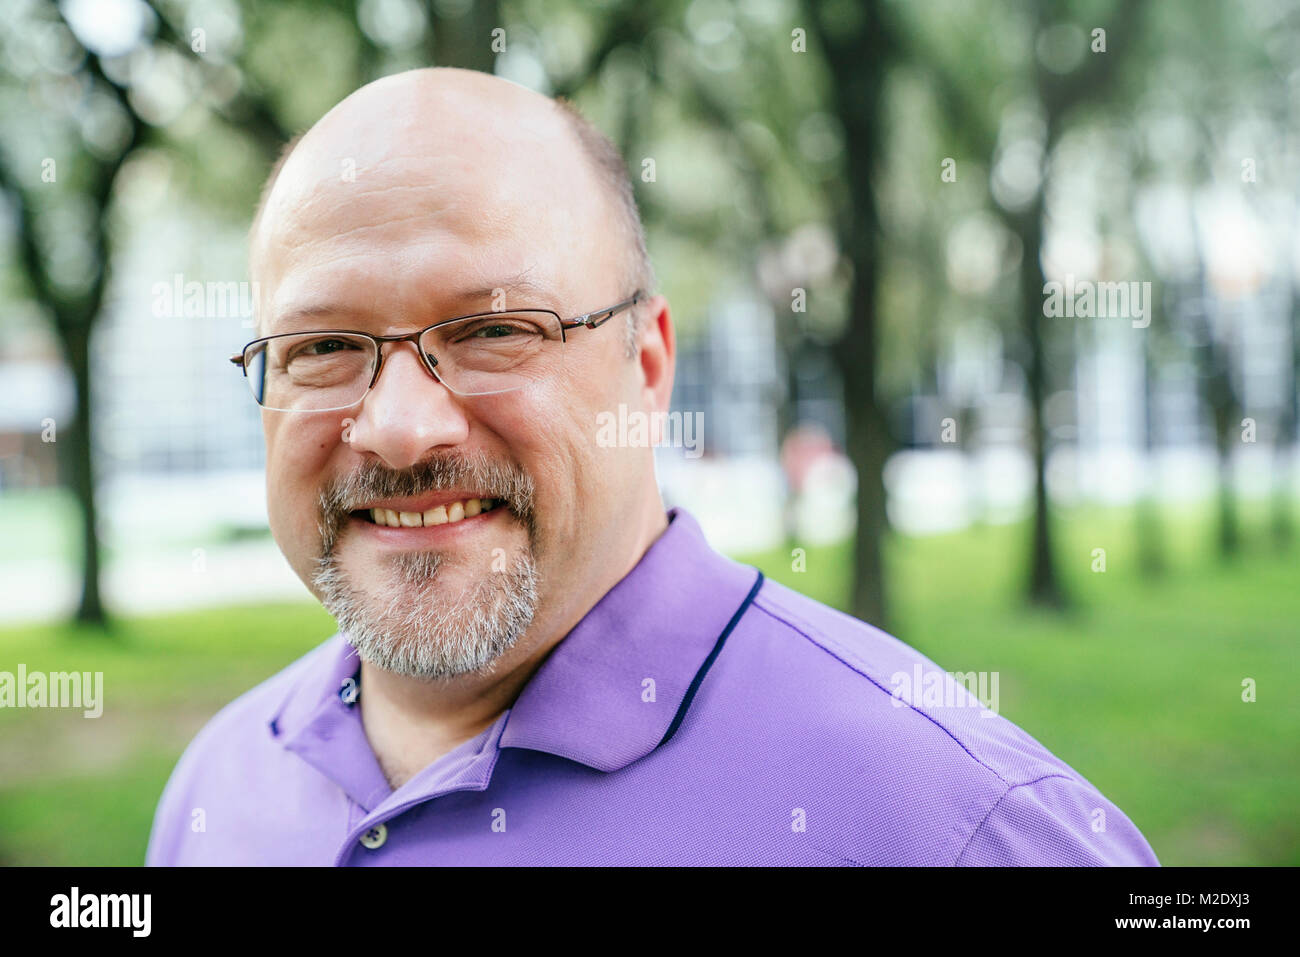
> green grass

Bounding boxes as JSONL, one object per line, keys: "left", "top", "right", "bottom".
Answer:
{"left": 1, "top": 501, "right": 1296, "bottom": 865}
{"left": 0, "top": 602, "right": 337, "bottom": 865}
{"left": 0, "top": 751, "right": 179, "bottom": 867}
{"left": 0, "top": 602, "right": 337, "bottom": 707}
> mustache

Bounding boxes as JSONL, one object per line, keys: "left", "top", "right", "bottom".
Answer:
{"left": 316, "top": 451, "right": 537, "bottom": 555}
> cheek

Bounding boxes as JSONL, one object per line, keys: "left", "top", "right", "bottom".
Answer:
{"left": 475, "top": 381, "right": 584, "bottom": 480}
{"left": 264, "top": 414, "right": 348, "bottom": 554}
{"left": 473, "top": 376, "right": 607, "bottom": 513}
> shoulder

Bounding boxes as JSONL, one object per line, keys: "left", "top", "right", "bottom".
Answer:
{"left": 741, "top": 576, "right": 1063, "bottom": 788}
{"left": 145, "top": 634, "right": 343, "bottom": 865}
{"left": 707, "top": 576, "right": 1158, "bottom": 865}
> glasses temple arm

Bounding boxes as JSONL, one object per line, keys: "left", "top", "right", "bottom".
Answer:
{"left": 562, "top": 291, "right": 644, "bottom": 330}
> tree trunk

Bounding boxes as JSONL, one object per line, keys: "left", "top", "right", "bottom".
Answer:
{"left": 1272, "top": 295, "right": 1298, "bottom": 550}
{"left": 1212, "top": 389, "right": 1240, "bottom": 558}
{"left": 57, "top": 323, "right": 106, "bottom": 625}
{"left": 1206, "top": 309, "right": 1240, "bottom": 559}
{"left": 1137, "top": 331, "right": 1165, "bottom": 577}
{"left": 1012, "top": 196, "right": 1066, "bottom": 608}
{"left": 809, "top": 0, "right": 890, "bottom": 628}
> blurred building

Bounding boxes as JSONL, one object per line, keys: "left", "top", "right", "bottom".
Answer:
{"left": 0, "top": 354, "right": 69, "bottom": 490}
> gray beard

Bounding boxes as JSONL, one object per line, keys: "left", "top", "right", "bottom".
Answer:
{"left": 314, "top": 546, "right": 539, "bottom": 680}
{"left": 308, "top": 450, "right": 541, "bottom": 680}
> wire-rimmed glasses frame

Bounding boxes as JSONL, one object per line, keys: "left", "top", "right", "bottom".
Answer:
{"left": 229, "top": 290, "right": 643, "bottom": 411}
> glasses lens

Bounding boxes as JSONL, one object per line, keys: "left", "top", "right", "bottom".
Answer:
{"left": 419, "top": 310, "right": 564, "bottom": 396}
{"left": 245, "top": 333, "right": 376, "bottom": 411}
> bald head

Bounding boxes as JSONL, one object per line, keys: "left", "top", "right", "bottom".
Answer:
{"left": 249, "top": 68, "right": 653, "bottom": 353}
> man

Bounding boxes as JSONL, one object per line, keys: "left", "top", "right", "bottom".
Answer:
{"left": 147, "top": 67, "right": 1158, "bottom": 866}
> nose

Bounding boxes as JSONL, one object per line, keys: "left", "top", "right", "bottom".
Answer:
{"left": 343, "top": 340, "right": 470, "bottom": 470}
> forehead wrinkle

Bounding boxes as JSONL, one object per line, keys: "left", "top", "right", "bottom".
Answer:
{"left": 266, "top": 212, "right": 520, "bottom": 298}
{"left": 266, "top": 174, "right": 565, "bottom": 285}
{"left": 276, "top": 207, "right": 452, "bottom": 254}
{"left": 271, "top": 185, "right": 474, "bottom": 249}
{"left": 269, "top": 261, "right": 563, "bottom": 333}
{"left": 267, "top": 173, "right": 552, "bottom": 270}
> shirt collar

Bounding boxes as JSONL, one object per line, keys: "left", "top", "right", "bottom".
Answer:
{"left": 497, "top": 507, "right": 763, "bottom": 771}
{"left": 269, "top": 636, "right": 393, "bottom": 810}
{"left": 268, "top": 507, "right": 763, "bottom": 785}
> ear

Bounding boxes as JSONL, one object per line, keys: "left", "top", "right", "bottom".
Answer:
{"left": 635, "top": 295, "right": 675, "bottom": 415}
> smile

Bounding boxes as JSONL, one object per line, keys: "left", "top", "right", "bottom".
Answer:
{"left": 351, "top": 497, "right": 503, "bottom": 528}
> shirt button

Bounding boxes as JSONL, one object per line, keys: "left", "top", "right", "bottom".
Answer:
{"left": 359, "top": 823, "right": 388, "bottom": 850}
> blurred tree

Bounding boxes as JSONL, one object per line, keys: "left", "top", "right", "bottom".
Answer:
{"left": 0, "top": 8, "right": 146, "bottom": 626}
{"left": 911, "top": 0, "right": 1144, "bottom": 609}
{"left": 807, "top": 0, "right": 893, "bottom": 628}
{"left": 0, "top": 0, "right": 307, "bottom": 626}
{"left": 1004, "top": 1, "right": 1144, "bottom": 606}
{"left": 1256, "top": 5, "right": 1299, "bottom": 552}
{"left": 1135, "top": 288, "right": 1168, "bottom": 578}
{"left": 1279, "top": 284, "right": 1299, "bottom": 550}
{"left": 431, "top": 0, "right": 500, "bottom": 73}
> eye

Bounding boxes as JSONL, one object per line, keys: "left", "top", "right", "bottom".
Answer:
{"left": 453, "top": 317, "right": 545, "bottom": 342}
{"left": 309, "top": 337, "right": 359, "bottom": 353}
{"left": 289, "top": 337, "right": 362, "bottom": 359}
{"left": 472, "top": 324, "right": 520, "bottom": 339}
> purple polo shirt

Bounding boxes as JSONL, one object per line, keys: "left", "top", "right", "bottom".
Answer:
{"left": 146, "top": 508, "right": 1159, "bottom": 866}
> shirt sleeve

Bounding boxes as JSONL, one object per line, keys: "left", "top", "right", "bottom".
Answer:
{"left": 956, "top": 774, "right": 1160, "bottom": 866}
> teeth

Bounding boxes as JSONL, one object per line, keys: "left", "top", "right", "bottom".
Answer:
{"left": 368, "top": 499, "right": 495, "bottom": 527}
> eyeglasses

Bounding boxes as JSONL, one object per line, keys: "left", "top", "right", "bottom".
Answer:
{"left": 230, "top": 292, "right": 642, "bottom": 412}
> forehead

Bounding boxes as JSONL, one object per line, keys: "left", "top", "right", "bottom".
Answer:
{"left": 254, "top": 90, "right": 614, "bottom": 332}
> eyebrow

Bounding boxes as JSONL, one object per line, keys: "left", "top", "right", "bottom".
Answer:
{"left": 272, "top": 275, "right": 560, "bottom": 330}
